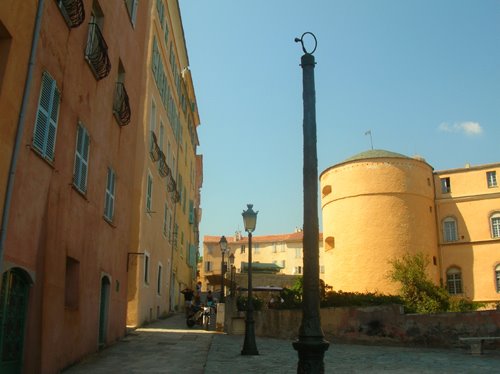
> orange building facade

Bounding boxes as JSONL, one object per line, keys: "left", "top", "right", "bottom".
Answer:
{"left": 320, "top": 150, "right": 500, "bottom": 305}
{"left": 0, "top": 1, "right": 148, "bottom": 373}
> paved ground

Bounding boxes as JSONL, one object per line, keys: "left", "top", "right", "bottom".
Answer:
{"left": 63, "top": 313, "right": 500, "bottom": 373}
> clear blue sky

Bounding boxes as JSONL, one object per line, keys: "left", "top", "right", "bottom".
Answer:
{"left": 179, "top": 1, "right": 500, "bottom": 241}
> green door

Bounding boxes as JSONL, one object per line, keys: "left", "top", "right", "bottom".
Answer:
{"left": 0, "top": 269, "right": 31, "bottom": 374}
{"left": 98, "top": 276, "right": 110, "bottom": 348}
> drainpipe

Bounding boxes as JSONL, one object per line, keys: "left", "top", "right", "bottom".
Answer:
{"left": 169, "top": 121, "right": 181, "bottom": 312}
{"left": 0, "top": 0, "right": 45, "bottom": 275}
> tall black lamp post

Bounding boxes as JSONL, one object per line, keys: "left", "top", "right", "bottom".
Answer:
{"left": 229, "top": 253, "right": 235, "bottom": 296}
{"left": 219, "top": 235, "right": 228, "bottom": 303}
{"left": 292, "top": 32, "right": 330, "bottom": 372}
{"left": 241, "top": 204, "right": 259, "bottom": 355}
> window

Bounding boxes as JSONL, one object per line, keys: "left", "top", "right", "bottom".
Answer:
{"left": 0, "top": 21, "right": 12, "bottom": 91}
{"left": 205, "top": 261, "right": 212, "bottom": 272}
{"left": 280, "top": 243, "right": 286, "bottom": 252}
{"left": 280, "top": 260, "right": 286, "bottom": 269}
{"left": 295, "top": 248, "right": 301, "bottom": 258}
{"left": 487, "top": 171, "right": 498, "bottom": 188}
{"left": 144, "top": 253, "right": 150, "bottom": 284}
{"left": 294, "top": 266, "right": 302, "bottom": 275}
{"left": 446, "top": 267, "right": 462, "bottom": 294}
{"left": 157, "top": 264, "right": 162, "bottom": 294}
{"left": 125, "top": 0, "right": 139, "bottom": 25}
{"left": 104, "top": 167, "right": 116, "bottom": 221}
{"left": 272, "top": 243, "right": 277, "bottom": 253}
{"left": 491, "top": 213, "right": 500, "bottom": 238}
{"left": 146, "top": 173, "right": 153, "bottom": 212}
{"left": 254, "top": 244, "right": 260, "bottom": 254}
{"left": 320, "top": 265, "right": 325, "bottom": 274}
{"left": 325, "top": 236, "right": 335, "bottom": 251}
{"left": 65, "top": 257, "right": 80, "bottom": 308}
{"left": 240, "top": 245, "right": 245, "bottom": 254}
{"left": 33, "top": 72, "right": 60, "bottom": 161}
{"left": 440, "top": 177, "right": 451, "bottom": 194}
{"left": 496, "top": 265, "right": 500, "bottom": 293}
{"left": 163, "top": 203, "right": 169, "bottom": 237}
{"left": 73, "top": 124, "right": 90, "bottom": 193}
{"left": 443, "top": 217, "right": 458, "bottom": 242}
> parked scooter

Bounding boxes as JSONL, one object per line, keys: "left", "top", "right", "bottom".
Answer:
{"left": 186, "top": 304, "right": 212, "bottom": 328}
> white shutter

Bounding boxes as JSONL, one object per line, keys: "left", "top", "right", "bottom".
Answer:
{"left": 104, "top": 168, "right": 115, "bottom": 220}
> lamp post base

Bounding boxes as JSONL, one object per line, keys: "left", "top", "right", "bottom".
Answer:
{"left": 293, "top": 338, "right": 329, "bottom": 373}
{"left": 241, "top": 318, "right": 259, "bottom": 355}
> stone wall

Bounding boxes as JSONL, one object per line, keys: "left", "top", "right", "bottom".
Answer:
{"left": 227, "top": 302, "right": 500, "bottom": 348}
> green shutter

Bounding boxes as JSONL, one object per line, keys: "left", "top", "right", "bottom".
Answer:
{"left": 33, "top": 72, "right": 60, "bottom": 161}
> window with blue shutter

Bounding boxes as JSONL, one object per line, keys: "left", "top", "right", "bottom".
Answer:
{"left": 73, "top": 123, "right": 90, "bottom": 193}
{"left": 188, "top": 200, "right": 194, "bottom": 224}
{"left": 104, "top": 167, "right": 116, "bottom": 221}
{"left": 146, "top": 173, "right": 153, "bottom": 212}
{"left": 33, "top": 72, "right": 60, "bottom": 161}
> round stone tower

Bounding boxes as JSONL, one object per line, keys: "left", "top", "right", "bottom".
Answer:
{"left": 320, "top": 150, "right": 439, "bottom": 294}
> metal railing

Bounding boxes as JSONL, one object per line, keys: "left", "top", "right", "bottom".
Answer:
{"left": 85, "top": 23, "right": 111, "bottom": 80}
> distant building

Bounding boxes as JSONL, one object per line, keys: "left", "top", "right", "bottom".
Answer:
{"left": 201, "top": 231, "right": 324, "bottom": 292}
{"left": 126, "top": 0, "right": 202, "bottom": 328}
{"left": 320, "top": 150, "right": 500, "bottom": 305}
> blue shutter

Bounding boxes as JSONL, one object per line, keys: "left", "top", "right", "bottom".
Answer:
{"left": 104, "top": 168, "right": 115, "bottom": 220}
{"left": 73, "top": 124, "right": 90, "bottom": 192}
{"left": 33, "top": 72, "right": 60, "bottom": 161}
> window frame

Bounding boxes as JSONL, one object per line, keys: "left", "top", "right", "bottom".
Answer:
{"left": 440, "top": 177, "right": 451, "bottom": 194}
{"left": 443, "top": 217, "right": 458, "bottom": 242}
{"left": 491, "top": 212, "right": 500, "bottom": 238}
{"left": 446, "top": 267, "right": 463, "bottom": 295}
{"left": 495, "top": 264, "right": 500, "bottom": 293}
{"left": 487, "top": 171, "right": 498, "bottom": 188}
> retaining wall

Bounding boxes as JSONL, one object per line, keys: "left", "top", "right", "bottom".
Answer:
{"left": 227, "top": 302, "right": 500, "bottom": 348}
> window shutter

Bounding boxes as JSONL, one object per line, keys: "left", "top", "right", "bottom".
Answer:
{"left": 104, "top": 168, "right": 115, "bottom": 220}
{"left": 33, "top": 72, "right": 60, "bottom": 160}
{"left": 74, "top": 124, "right": 90, "bottom": 192}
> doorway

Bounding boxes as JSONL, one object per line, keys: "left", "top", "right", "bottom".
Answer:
{"left": 98, "top": 276, "right": 110, "bottom": 348}
{"left": 0, "top": 268, "right": 31, "bottom": 374}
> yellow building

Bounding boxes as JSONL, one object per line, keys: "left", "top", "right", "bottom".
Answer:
{"left": 201, "top": 232, "right": 324, "bottom": 292}
{"left": 436, "top": 163, "right": 500, "bottom": 303}
{"left": 320, "top": 149, "right": 500, "bottom": 304}
{"left": 126, "top": 0, "right": 202, "bottom": 327}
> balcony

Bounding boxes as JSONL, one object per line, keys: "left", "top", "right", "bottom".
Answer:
{"left": 150, "top": 132, "right": 161, "bottom": 161}
{"left": 113, "top": 83, "right": 131, "bottom": 126}
{"left": 158, "top": 152, "right": 170, "bottom": 178}
{"left": 85, "top": 23, "right": 111, "bottom": 80}
{"left": 56, "top": 0, "right": 85, "bottom": 28}
{"left": 167, "top": 174, "right": 176, "bottom": 192}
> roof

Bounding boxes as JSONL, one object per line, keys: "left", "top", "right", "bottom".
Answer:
{"left": 203, "top": 232, "right": 323, "bottom": 244}
{"left": 343, "top": 149, "right": 409, "bottom": 162}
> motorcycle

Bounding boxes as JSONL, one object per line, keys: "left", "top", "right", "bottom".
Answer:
{"left": 186, "top": 302, "right": 215, "bottom": 329}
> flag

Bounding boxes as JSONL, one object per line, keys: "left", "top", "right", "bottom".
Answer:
{"left": 364, "top": 130, "right": 371, "bottom": 136}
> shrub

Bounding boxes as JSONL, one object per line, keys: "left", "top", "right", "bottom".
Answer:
{"left": 236, "top": 295, "right": 263, "bottom": 311}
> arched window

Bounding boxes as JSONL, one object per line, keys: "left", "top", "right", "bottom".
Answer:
{"left": 443, "top": 217, "right": 458, "bottom": 242}
{"left": 446, "top": 267, "right": 462, "bottom": 294}
{"left": 491, "top": 212, "right": 500, "bottom": 238}
{"left": 496, "top": 264, "right": 500, "bottom": 293}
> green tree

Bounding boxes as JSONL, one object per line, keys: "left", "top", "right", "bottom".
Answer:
{"left": 388, "top": 252, "right": 450, "bottom": 313}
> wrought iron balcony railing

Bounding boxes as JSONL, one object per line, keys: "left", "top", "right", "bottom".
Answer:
{"left": 85, "top": 23, "right": 111, "bottom": 80}
{"left": 158, "top": 151, "right": 170, "bottom": 178}
{"left": 56, "top": 0, "right": 85, "bottom": 28}
{"left": 113, "top": 82, "right": 131, "bottom": 126}
{"left": 150, "top": 131, "right": 161, "bottom": 161}
{"left": 167, "top": 174, "right": 176, "bottom": 192}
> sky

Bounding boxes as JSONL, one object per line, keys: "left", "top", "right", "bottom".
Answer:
{"left": 179, "top": 1, "right": 500, "bottom": 242}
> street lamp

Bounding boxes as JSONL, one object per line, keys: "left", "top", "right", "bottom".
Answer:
{"left": 241, "top": 204, "right": 259, "bottom": 355}
{"left": 292, "top": 32, "right": 329, "bottom": 372}
{"left": 229, "top": 253, "right": 235, "bottom": 296}
{"left": 219, "top": 235, "right": 228, "bottom": 303}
